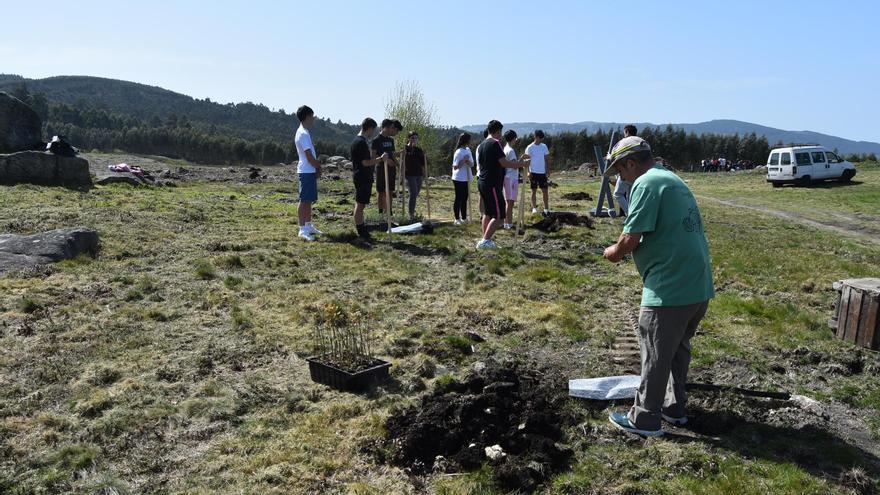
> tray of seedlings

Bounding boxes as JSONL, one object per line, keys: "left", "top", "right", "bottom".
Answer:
{"left": 307, "top": 305, "right": 390, "bottom": 392}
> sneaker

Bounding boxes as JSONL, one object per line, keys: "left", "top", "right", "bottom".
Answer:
{"left": 608, "top": 412, "right": 663, "bottom": 437}
{"left": 543, "top": 209, "right": 551, "bottom": 215}
{"left": 476, "top": 239, "right": 498, "bottom": 250}
{"left": 454, "top": 219, "right": 462, "bottom": 225}
{"left": 661, "top": 413, "right": 688, "bottom": 426}
{"left": 298, "top": 230, "right": 315, "bottom": 242}
{"left": 305, "top": 223, "right": 323, "bottom": 235}
{"left": 531, "top": 207, "right": 538, "bottom": 214}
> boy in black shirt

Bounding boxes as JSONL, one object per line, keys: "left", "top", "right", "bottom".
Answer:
{"left": 476, "top": 120, "right": 528, "bottom": 249}
{"left": 372, "top": 119, "right": 403, "bottom": 215}
{"left": 351, "top": 118, "right": 388, "bottom": 239}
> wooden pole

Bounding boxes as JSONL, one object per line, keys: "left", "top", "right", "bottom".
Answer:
{"left": 400, "top": 146, "right": 407, "bottom": 219}
{"left": 383, "top": 157, "right": 392, "bottom": 241}
{"left": 467, "top": 157, "right": 474, "bottom": 223}
{"left": 424, "top": 154, "right": 431, "bottom": 220}
{"left": 518, "top": 167, "right": 526, "bottom": 241}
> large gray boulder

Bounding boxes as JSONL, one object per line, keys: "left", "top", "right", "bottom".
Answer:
{"left": 0, "top": 92, "right": 42, "bottom": 153}
{"left": 0, "top": 151, "right": 91, "bottom": 187}
{"left": 0, "top": 227, "right": 99, "bottom": 275}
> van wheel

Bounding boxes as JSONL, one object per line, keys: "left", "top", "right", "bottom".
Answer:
{"left": 840, "top": 170, "right": 854, "bottom": 182}
{"left": 772, "top": 182, "right": 782, "bottom": 188}
{"left": 798, "top": 176, "right": 812, "bottom": 186}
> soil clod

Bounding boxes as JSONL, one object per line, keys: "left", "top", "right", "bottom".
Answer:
{"left": 532, "top": 211, "right": 595, "bottom": 233}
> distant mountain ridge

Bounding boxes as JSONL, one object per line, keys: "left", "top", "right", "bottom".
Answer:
{"left": 461, "top": 120, "right": 880, "bottom": 155}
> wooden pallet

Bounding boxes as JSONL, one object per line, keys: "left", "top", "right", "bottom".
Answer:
{"left": 831, "top": 278, "right": 880, "bottom": 351}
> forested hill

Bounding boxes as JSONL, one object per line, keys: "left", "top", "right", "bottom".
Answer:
{"left": 0, "top": 74, "right": 355, "bottom": 144}
{"left": 0, "top": 74, "right": 359, "bottom": 165}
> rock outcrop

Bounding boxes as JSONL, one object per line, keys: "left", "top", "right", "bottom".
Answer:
{"left": 0, "top": 151, "right": 91, "bottom": 188}
{"left": 0, "top": 92, "right": 42, "bottom": 153}
{"left": 0, "top": 227, "right": 100, "bottom": 275}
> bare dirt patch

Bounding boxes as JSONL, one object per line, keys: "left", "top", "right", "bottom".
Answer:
{"left": 383, "top": 359, "right": 574, "bottom": 493}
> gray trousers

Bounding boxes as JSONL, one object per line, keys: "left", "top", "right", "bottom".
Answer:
{"left": 629, "top": 300, "right": 710, "bottom": 430}
{"left": 406, "top": 176, "right": 423, "bottom": 216}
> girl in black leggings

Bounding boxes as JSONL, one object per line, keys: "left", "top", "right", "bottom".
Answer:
{"left": 451, "top": 133, "right": 473, "bottom": 225}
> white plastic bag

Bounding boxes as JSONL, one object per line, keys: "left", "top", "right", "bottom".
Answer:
{"left": 569, "top": 375, "right": 640, "bottom": 400}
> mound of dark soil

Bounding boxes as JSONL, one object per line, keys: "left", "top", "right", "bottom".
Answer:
{"left": 560, "top": 191, "right": 593, "bottom": 201}
{"left": 532, "top": 211, "right": 594, "bottom": 233}
{"left": 384, "top": 360, "right": 573, "bottom": 492}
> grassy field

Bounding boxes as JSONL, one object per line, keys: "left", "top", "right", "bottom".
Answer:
{"left": 1, "top": 157, "right": 879, "bottom": 494}
{"left": 688, "top": 162, "right": 880, "bottom": 237}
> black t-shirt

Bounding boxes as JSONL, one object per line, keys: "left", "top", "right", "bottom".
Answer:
{"left": 477, "top": 137, "right": 505, "bottom": 186}
{"left": 350, "top": 135, "right": 373, "bottom": 179}
{"left": 404, "top": 145, "right": 425, "bottom": 177}
{"left": 371, "top": 134, "right": 396, "bottom": 166}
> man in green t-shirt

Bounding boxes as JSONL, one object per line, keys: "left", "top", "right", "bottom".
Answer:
{"left": 602, "top": 136, "right": 715, "bottom": 437}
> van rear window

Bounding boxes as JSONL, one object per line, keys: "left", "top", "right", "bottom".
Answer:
{"left": 781, "top": 153, "right": 792, "bottom": 165}
{"left": 769, "top": 153, "right": 779, "bottom": 165}
{"left": 795, "top": 152, "right": 812, "bottom": 165}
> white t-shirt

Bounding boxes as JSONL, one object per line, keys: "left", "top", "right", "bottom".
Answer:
{"left": 452, "top": 147, "right": 473, "bottom": 182}
{"left": 504, "top": 144, "right": 518, "bottom": 180}
{"left": 295, "top": 125, "right": 316, "bottom": 174}
{"left": 474, "top": 144, "right": 481, "bottom": 178}
{"left": 613, "top": 175, "right": 631, "bottom": 195}
{"left": 525, "top": 142, "right": 549, "bottom": 174}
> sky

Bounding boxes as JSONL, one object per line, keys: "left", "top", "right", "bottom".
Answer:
{"left": 2, "top": 0, "right": 879, "bottom": 142}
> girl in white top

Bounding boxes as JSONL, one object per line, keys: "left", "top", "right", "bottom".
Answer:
{"left": 451, "top": 133, "right": 473, "bottom": 225}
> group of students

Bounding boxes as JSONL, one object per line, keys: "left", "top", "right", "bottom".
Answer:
{"left": 450, "top": 125, "right": 552, "bottom": 248}
{"left": 290, "top": 104, "right": 428, "bottom": 242}
{"left": 291, "top": 103, "right": 556, "bottom": 249}
{"left": 451, "top": 129, "right": 551, "bottom": 221}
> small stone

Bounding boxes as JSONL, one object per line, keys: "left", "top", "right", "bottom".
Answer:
{"left": 484, "top": 444, "right": 505, "bottom": 461}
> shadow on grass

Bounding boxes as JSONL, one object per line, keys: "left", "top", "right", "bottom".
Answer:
{"left": 668, "top": 402, "right": 880, "bottom": 488}
{"left": 780, "top": 180, "right": 864, "bottom": 189}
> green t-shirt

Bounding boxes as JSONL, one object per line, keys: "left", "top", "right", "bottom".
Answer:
{"left": 623, "top": 165, "right": 715, "bottom": 307}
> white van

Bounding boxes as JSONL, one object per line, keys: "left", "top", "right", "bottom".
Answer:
{"left": 766, "top": 145, "right": 856, "bottom": 187}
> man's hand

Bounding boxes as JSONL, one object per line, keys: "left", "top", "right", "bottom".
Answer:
{"left": 603, "top": 232, "right": 642, "bottom": 263}
{"left": 603, "top": 244, "right": 624, "bottom": 263}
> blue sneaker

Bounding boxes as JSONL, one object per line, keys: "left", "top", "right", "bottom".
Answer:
{"left": 608, "top": 412, "right": 663, "bottom": 437}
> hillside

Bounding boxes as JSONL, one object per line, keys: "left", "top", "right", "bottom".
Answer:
{"left": 462, "top": 119, "right": 880, "bottom": 155}
{"left": 0, "top": 74, "right": 356, "bottom": 146}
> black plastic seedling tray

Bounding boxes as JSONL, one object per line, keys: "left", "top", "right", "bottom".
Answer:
{"left": 306, "top": 356, "right": 391, "bottom": 392}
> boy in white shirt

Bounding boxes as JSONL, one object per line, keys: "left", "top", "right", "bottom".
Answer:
{"left": 502, "top": 129, "right": 520, "bottom": 229}
{"left": 294, "top": 105, "right": 323, "bottom": 241}
{"left": 524, "top": 130, "right": 551, "bottom": 214}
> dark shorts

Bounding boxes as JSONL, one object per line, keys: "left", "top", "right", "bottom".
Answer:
{"left": 299, "top": 173, "right": 318, "bottom": 203}
{"left": 353, "top": 174, "right": 373, "bottom": 205}
{"left": 478, "top": 181, "right": 504, "bottom": 220}
{"left": 530, "top": 173, "right": 548, "bottom": 190}
{"left": 376, "top": 166, "right": 396, "bottom": 193}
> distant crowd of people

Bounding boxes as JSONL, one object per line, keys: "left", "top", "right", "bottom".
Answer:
{"left": 699, "top": 157, "right": 756, "bottom": 172}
